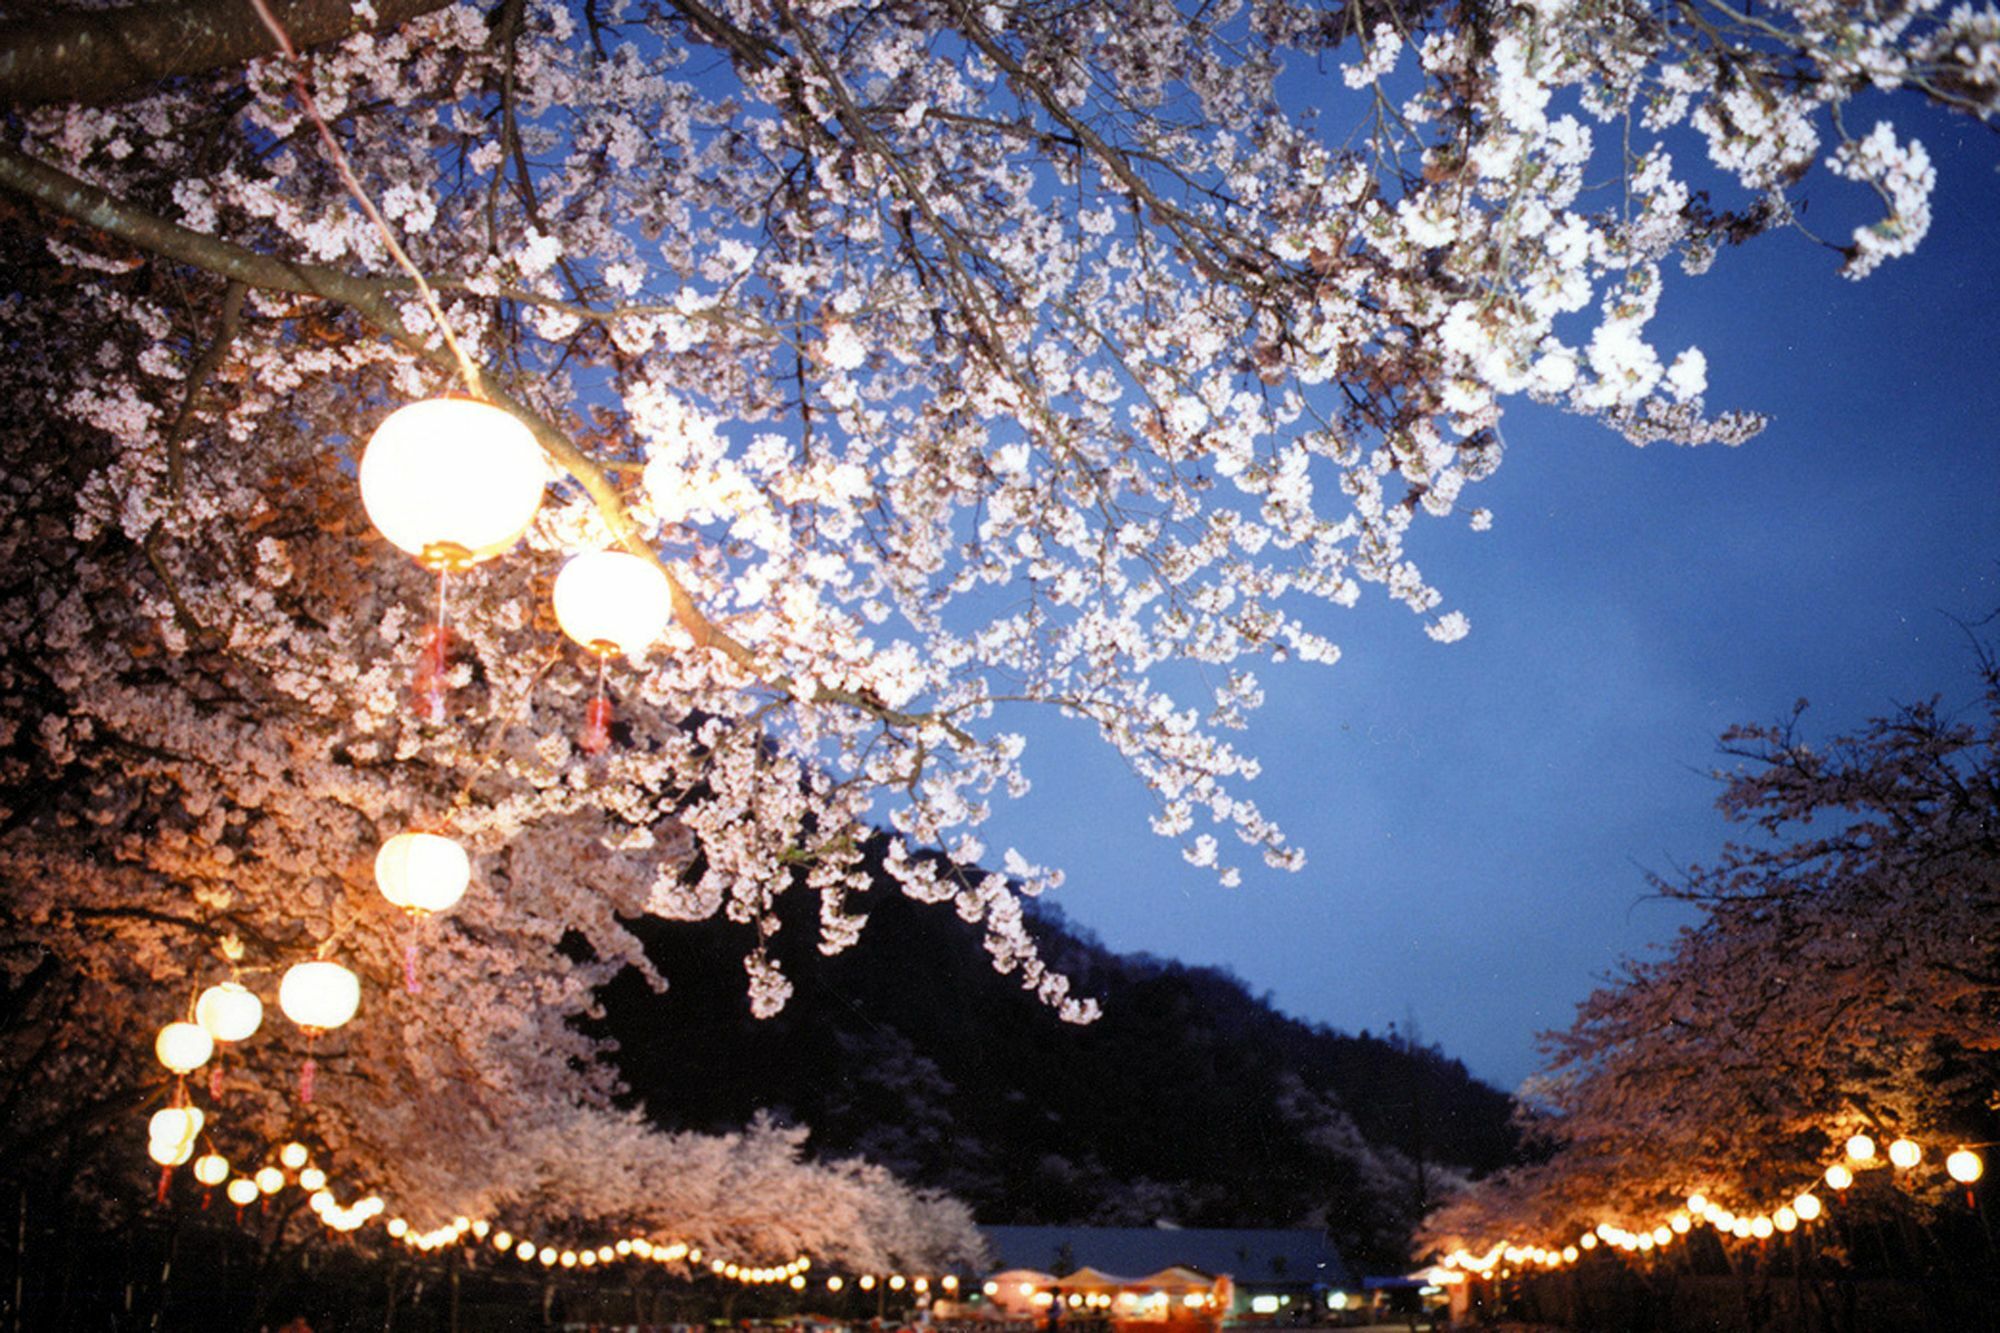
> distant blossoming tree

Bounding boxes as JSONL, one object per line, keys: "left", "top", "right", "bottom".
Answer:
{"left": 1419, "top": 636, "right": 2000, "bottom": 1254}
{"left": 0, "top": 0, "right": 1993, "bottom": 1230}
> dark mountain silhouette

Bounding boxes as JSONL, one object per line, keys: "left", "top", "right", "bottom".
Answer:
{"left": 594, "top": 849, "right": 1519, "bottom": 1271}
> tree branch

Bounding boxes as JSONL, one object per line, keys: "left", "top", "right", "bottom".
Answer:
{"left": 0, "top": 0, "right": 454, "bottom": 108}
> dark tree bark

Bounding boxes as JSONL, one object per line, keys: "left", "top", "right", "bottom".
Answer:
{"left": 0, "top": 0, "right": 454, "bottom": 107}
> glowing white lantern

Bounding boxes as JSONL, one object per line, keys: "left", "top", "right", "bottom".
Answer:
{"left": 1750, "top": 1216, "right": 1774, "bottom": 1240}
{"left": 494, "top": 1231, "right": 514, "bottom": 1251}
{"left": 155, "top": 1021, "right": 214, "bottom": 1074}
{"left": 1686, "top": 1193, "right": 1707, "bottom": 1213}
{"left": 1825, "top": 1163, "right": 1854, "bottom": 1190}
{"left": 1887, "top": 1138, "right": 1922, "bottom": 1169}
{"left": 279, "top": 1142, "right": 309, "bottom": 1170}
{"left": 1845, "top": 1133, "right": 1877, "bottom": 1163}
{"left": 254, "top": 1166, "right": 285, "bottom": 1195}
{"left": 358, "top": 399, "right": 547, "bottom": 568}
{"left": 553, "top": 550, "right": 674, "bottom": 658}
{"left": 195, "top": 981, "right": 263, "bottom": 1043}
{"left": 194, "top": 1153, "right": 229, "bottom": 1187}
{"left": 279, "top": 961, "right": 360, "bottom": 1032}
{"left": 148, "top": 1136, "right": 195, "bottom": 1167}
{"left": 1793, "top": 1193, "right": 1823, "bottom": 1221}
{"left": 375, "top": 831, "right": 471, "bottom": 915}
{"left": 298, "top": 1167, "right": 326, "bottom": 1192}
{"left": 560, "top": 1250, "right": 577, "bottom": 1268}
{"left": 148, "top": 1106, "right": 204, "bottom": 1150}
{"left": 226, "top": 1178, "right": 259, "bottom": 1207}
{"left": 1775, "top": 1207, "right": 1798, "bottom": 1233}
{"left": 1948, "top": 1149, "right": 1985, "bottom": 1184}
{"left": 387, "top": 1218, "right": 409, "bottom": 1237}
{"left": 517, "top": 1240, "right": 535, "bottom": 1261}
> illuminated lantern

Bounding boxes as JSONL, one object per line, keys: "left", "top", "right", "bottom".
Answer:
{"left": 361, "top": 398, "right": 548, "bottom": 720}
{"left": 148, "top": 1135, "right": 195, "bottom": 1167}
{"left": 560, "top": 1250, "right": 577, "bottom": 1268}
{"left": 279, "top": 960, "right": 360, "bottom": 1103}
{"left": 155, "top": 1021, "right": 214, "bottom": 1075}
{"left": 1825, "top": 1163, "right": 1854, "bottom": 1190}
{"left": 255, "top": 1166, "right": 285, "bottom": 1195}
{"left": 148, "top": 1106, "right": 204, "bottom": 1150}
{"left": 299, "top": 1167, "right": 326, "bottom": 1192}
{"left": 195, "top": 981, "right": 263, "bottom": 1043}
{"left": 358, "top": 399, "right": 546, "bottom": 568}
{"left": 1794, "top": 1193, "right": 1823, "bottom": 1221}
{"left": 1774, "top": 1208, "right": 1798, "bottom": 1233}
{"left": 388, "top": 1218, "right": 409, "bottom": 1238}
{"left": 552, "top": 550, "right": 675, "bottom": 754}
{"left": 194, "top": 1153, "right": 229, "bottom": 1187}
{"left": 280, "top": 961, "right": 360, "bottom": 1031}
{"left": 1670, "top": 1214, "right": 1691, "bottom": 1234}
{"left": 494, "top": 1231, "right": 513, "bottom": 1251}
{"left": 1947, "top": 1149, "right": 1984, "bottom": 1184}
{"left": 226, "top": 1178, "right": 259, "bottom": 1207}
{"left": 1845, "top": 1133, "right": 1876, "bottom": 1163}
{"left": 376, "top": 832, "right": 471, "bottom": 915}
{"left": 1750, "top": 1216, "right": 1774, "bottom": 1240}
{"left": 517, "top": 1241, "right": 535, "bottom": 1261}
{"left": 1887, "top": 1138, "right": 1921, "bottom": 1169}
{"left": 279, "top": 1142, "right": 309, "bottom": 1171}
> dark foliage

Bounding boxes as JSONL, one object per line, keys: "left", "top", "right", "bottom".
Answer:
{"left": 596, "top": 858, "right": 1519, "bottom": 1270}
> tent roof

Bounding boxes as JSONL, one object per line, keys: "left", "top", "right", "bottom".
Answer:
{"left": 1052, "top": 1267, "right": 1131, "bottom": 1289}
{"left": 1138, "top": 1266, "right": 1217, "bottom": 1288}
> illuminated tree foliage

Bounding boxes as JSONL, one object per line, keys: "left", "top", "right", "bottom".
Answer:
{"left": 0, "top": 0, "right": 1993, "bottom": 1235}
{"left": 1420, "top": 640, "right": 2000, "bottom": 1253}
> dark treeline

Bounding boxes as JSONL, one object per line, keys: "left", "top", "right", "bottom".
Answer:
{"left": 596, "top": 850, "right": 1520, "bottom": 1273}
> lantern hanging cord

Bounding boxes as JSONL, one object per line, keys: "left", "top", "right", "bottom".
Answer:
{"left": 247, "top": 0, "right": 485, "bottom": 400}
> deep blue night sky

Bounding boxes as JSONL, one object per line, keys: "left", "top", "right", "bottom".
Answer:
{"left": 978, "top": 103, "right": 2000, "bottom": 1093}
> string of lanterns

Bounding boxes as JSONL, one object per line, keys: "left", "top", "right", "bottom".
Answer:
{"left": 1441, "top": 1128, "right": 1988, "bottom": 1282}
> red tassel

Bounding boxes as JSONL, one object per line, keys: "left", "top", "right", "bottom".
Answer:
{"left": 157, "top": 1167, "right": 171, "bottom": 1204}
{"left": 202, "top": 1191, "right": 212, "bottom": 1211}
{"left": 581, "top": 696, "right": 613, "bottom": 754}
{"left": 300, "top": 1054, "right": 317, "bottom": 1105}
{"left": 404, "top": 938, "right": 422, "bottom": 994}
{"left": 411, "top": 624, "right": 453, "bottom": 723}
{"left": 209, "top": 1060, "right": 224, "bottom": 1102}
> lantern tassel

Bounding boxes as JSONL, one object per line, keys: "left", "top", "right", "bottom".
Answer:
{"left": 580, "top": 654, "right": 612, "bottom": 754}
{"left": 202, "top": 1190, "right": 212, "bottom": 1211}
{"left": 403, "top": 937, "right": 422, "bottom": 994}
{"left": 209, "top": 1056, "right": 224, "bottom": 1103}
{"left": 300, "top": 1051, "right": 317, "bottom": 1105}
{"left": 411, "top": 623, "right": 452, "bottom": 723}
{"left": 157, "top": 1166, "right": 172, "bottom": 1204}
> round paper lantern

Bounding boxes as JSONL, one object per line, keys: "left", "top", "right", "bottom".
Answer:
{"left": 148, "top": 1106, "right": 204, "bottom": 1149}
{"left": 226, "top": 1178, "right": 259, "bottom": 1207}
{"left": 1948, "top": 1149, "right": 1985, "bottom": 1184}
{"left": 254, "top": 1166, "right": 285, "bottom": 1195}
{"left": 358, "top": 398, "right": 547, "bottom": 568}
{"left": 1825, "top": 1163, "right": 1854, "bottom": 1190}
{"left": 553, "top": 550, "right": 674, "bottom": 658}
{"left": 279, "top": 961, "right": 360, "bottom": 1032}
{"left": 299, "top": 1167, "right": 326, "bottom": 1192}
{"left": 149, "top": 1136, "right": 195, "bottom": 1167}
{"left": 1774, "top": 1207, "right": 1798, "bottom": 1232}
{"left": 1845, "top": 1133, "right": 1877, "bottom": 1163}
{"left": 1793, "top": 1193, "right": 1823, "bottom": 1221}
{"left": 279, "top": 1141, "right": 309, "bottom": 1170}
{"left": 155, "top": 1021, "right": 214, "bottom": 1074}
{"left": 1887, "top": 1137, "right": 1921, "bottom": 1169}
{"left": 193, "top": 1153, "right": 229, "bottom": 1187}
{"left": 1750, "top": 1215, "right": 1774, "bottom": 1240}
{"left": 375, "top": 832, "right": 471, "bottom": 915}
{"left": 194, "top": 981, "right": 263, "bottom": 1043}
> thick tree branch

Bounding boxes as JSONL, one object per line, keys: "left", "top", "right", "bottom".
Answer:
{"left": 0, "top": 0, "right": 455, "bottom": 108}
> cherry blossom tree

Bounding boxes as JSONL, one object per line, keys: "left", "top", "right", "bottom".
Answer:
{"left": 1419, "top": 634, "right": 2000, "bottom": 1255}
{"left": 0, "top": 0, "right": 1995, "bottom": 1244}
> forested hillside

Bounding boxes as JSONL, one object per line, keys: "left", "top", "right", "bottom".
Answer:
{"left": 597, "top": 851, "right": 1518, "bottom": 1271}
